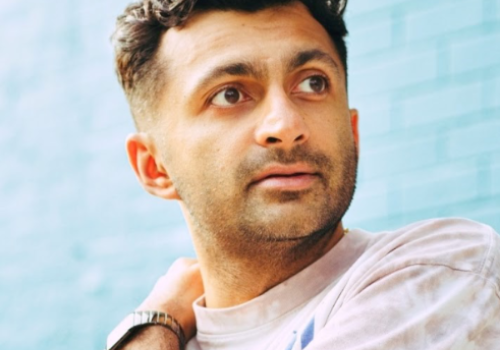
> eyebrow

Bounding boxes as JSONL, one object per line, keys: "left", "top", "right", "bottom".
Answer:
{"left": 193, "top": 49, "right": 340, "bottom": 94}
{"left": 195, "top": 61, "right": 267, "bottom": 93}
{"left": 286, "top": 49, "right": 340, "bottom": 76}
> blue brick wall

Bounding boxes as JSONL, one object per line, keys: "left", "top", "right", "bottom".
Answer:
{"left": 344, "top": 0, "right": 500, "bottom": 232}
{"left": 0, "top": 0, "right": 499, "bottom": 349}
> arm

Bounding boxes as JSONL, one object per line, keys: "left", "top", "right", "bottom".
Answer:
{"left": 109, "top": 258, "right": 204, "bottom": 350}
{"left": 296, "top": 221, "right": 500, "bottom": 350}
{"left": 308, "top": 265, "right": 500, "bottom": 350}
{"left": 120, "top": 326, "right": 182, "bottom": 350}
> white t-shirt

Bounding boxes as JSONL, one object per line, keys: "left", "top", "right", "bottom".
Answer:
{"left": 187, "top": 218, "right": 500, "bottom": 350}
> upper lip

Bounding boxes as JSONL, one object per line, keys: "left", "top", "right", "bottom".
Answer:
{"left": 250, "top": 163, "right": 318, "bottom": 185}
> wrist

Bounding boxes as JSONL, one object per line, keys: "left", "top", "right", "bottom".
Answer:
{"left": 106, "top": 311, "right": 186, "bottom": 350}
{"left": 137, "top": 301, "right": 196, "bottom": 340}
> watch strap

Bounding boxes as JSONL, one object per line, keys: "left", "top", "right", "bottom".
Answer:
{"left": 106, "top": 310, "right": 186, "bottom": 350}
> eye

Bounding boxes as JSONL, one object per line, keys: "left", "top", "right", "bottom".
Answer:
{"left": 211, "top": 87, "right": 247, "bottom": 107}
{"left": 295, "top": 75, "right": 328, "bottom": 94}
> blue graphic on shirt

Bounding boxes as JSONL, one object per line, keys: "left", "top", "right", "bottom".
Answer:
{"left": 285, "top": 318, "right": 315, "bottom": 350}
{"left": 300, "top": 318, "right": 315, "bottom": 348}
{"left": 284, "top": 331, "right": 297, "bottom": 350}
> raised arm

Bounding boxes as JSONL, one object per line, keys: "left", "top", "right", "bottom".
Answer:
{"left": 107, "top": 258, "right": 204, "bottom": 350}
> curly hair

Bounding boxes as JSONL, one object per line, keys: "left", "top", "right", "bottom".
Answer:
{"left": 112, "top": 0, "right": 349, "bottom": 128}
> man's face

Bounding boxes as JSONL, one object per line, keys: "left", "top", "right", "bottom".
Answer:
{"left": 149, "top": 2, "right": 358, "bottom": 249}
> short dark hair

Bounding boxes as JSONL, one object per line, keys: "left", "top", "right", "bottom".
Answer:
{"left": 112, "top": 0, "right": 349, "bottom": 128}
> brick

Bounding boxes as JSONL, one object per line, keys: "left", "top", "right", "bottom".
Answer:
{"left": 345, "top": 178, "right": 389, "bottom": 222}
{"left": 88, "top": 226, "right": 193, "bottom": 264}
{"left": 348, "top": 20, "right": 393, "bottom": 57}
{"left": 491, "top": 152, "right": 500, "bottom": 167}
{"left": 491, "top": 161, "right": 500, "bottom": 196}
{"left": 447, "top": 118, "right": 500, "bottom": 158}
{"left": 400, "top": 82, "right": 483, "bottom": 127}
{"left": 397, "top": 168, "right": 478, "bottom": 213}
{"left": 482, "top": 0, "right": 497, "bottom": 22}
{"left": 347, "top": 0, "right": 410, "bottom": 16}
{"left": 352, "top": 94, "right": 392, "bottom": 135}
{"left": 451, "top": 32, "right": 500, "bottom": 74}
{"left": 393, "top": 157, "right": 477, "bottom": 185}
{"left": 495, "top": 0, "right": 500, "bottom": 20}
{"left": 474, "top": 209, "right": 500, "bottom": 233}
{"left": 345, "top": 191, "right": 389, "bottom": 222}
{"left": 361, "top": 133, "right": 439, "bottom": 179}
{"left": 483, "top": 74, "right": 500, "bottom": 109}
{"left": 379, "top": 158, "right": 478, "bottom": 214}
{"left": 407, "top": 0, "right": 483, "bottom": 42}
{"left": 451, "top": 199, "right": 500, "bottom": 233}
{"left": 350, "top": 50, "right": 438, "bottom": 95}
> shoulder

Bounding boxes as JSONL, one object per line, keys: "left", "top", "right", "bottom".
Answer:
{"left": 355, "top": 217, "right": 499, "bottom": 278}
{"left": 309, "top": 219, "right": 500, "bottom": 349}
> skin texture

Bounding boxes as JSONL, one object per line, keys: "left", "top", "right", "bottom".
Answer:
{"left": 123, "top": 2, "right": 359, "bottom": 347}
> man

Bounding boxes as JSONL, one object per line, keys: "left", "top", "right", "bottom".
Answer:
{"left": 106, "top": 0, "right": 500, "bottom": 349}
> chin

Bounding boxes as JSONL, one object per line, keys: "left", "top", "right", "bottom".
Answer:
{"left": 247, "top": 204, "right": 336, "bottom": 241}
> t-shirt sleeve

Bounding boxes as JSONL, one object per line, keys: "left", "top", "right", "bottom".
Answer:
{"left": 303, "top": 219, "right": 500, "bottom": 350}
{"left": 308, "top": 264, "right": 500, "bottom": 349}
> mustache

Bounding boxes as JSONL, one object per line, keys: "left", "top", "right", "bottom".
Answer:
{"left": 235, "top": 145, "right": 333, "bottom": 182}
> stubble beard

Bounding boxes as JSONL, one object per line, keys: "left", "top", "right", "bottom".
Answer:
{"left": 175, "top": 142, "right": 358, "bottom": 264}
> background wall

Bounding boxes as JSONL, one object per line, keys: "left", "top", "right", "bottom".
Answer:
{"left": 344, "top": 0, "right": 500, "bottom": 232}
{"left": 0, "top": 0, "right": 498, "bottom": 349}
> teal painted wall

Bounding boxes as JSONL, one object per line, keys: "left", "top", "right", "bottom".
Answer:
{"left": 344, "top": 0, "right": 500, "bottom": 231}
{"left": 0, "top": 0, "right": 498, "bottom": 348}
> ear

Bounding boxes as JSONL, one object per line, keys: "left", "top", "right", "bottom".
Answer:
{"left": 126, "top": 133, "right": 180, "bottom": 200}
{"left": 349, "top": 108, "right": 360, "bottom": 154}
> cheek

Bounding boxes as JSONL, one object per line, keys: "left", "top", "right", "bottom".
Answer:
{"left": 191, "top": 120, "right": 252, "bottom": 167}
{"left": 166, "top": 129, "right": 230, "bottom": 186}
{"left": 308, "top": 110, "right": 350, "bottom": 147}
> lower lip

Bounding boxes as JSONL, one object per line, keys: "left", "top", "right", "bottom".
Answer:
{"left": 253, "top": 174, "right": 318, "bottom": 191}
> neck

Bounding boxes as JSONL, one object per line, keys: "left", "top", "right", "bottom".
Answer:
{"left": 192, "top": 222, "right": 345, "bottom": 309}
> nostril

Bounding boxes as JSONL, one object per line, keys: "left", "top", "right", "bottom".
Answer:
{"left": 294, "top": 135, "right": 304, "bottom": 142}
{"left": 267, "top": 137, "right": 280, "bottom": 144}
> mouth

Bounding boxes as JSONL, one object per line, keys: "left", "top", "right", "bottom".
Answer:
{"left": 249, "top": 164, "right": 319, "bottom": 191}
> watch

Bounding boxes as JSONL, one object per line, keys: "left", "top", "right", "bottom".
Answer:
{"left": 106, "top": 310, "right": 186, "bottom": 350}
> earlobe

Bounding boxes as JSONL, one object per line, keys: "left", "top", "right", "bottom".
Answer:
{"left": 349, "top": 108, "right": 360, "bottom": 153}
{"left": 126, "top": 133, "right": 180, "bottom": 200}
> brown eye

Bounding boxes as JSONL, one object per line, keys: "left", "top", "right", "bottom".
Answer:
{"left": 211, "top": 87, "right": 245, "bottom": 106}
{"left": 309, "top": 76, "right": 326, "bottom": 92}
{"left": 224, "top": 88, "right": 240, "bottom": 104}
{"left": 296, "top": 75, "right": 328, "bottom": 94}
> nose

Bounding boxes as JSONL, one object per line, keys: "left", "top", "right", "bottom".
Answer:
{"left": 254, "top": 90, "right": 310, "bottom": 149}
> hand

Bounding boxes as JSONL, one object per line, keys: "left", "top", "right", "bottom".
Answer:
{"left": 136, "top": 258, "right": 204, "bottom": 341}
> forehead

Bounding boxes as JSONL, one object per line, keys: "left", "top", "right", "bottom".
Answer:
{"left": 157, "top": 3, "right": 341, "bottom": 86}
